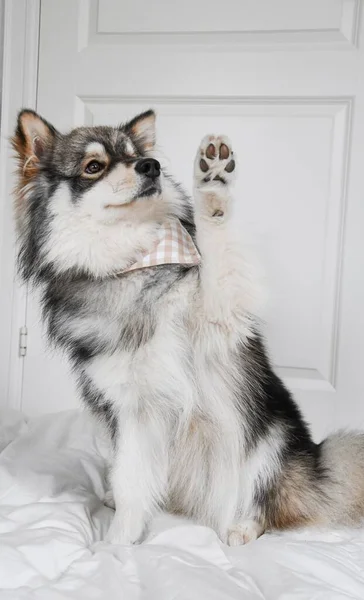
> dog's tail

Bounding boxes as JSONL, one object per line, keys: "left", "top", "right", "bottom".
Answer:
{"left": 266, "top": 431, "right": 364, "bottom": 532}
{"left": 316, "top": 431, "right": 364, "bottom": 526}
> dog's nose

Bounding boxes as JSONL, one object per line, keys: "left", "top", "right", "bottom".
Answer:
{"left": 135, "top": 158, "right": 161, "bottom": 179}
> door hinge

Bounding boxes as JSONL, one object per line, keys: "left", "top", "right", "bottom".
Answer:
{"left": 19, "top": 326, "right": 28, "bottom": 357}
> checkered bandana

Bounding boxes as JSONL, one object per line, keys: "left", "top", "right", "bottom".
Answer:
{"left": 120, "top": 218, "right": 201, "bottom": 274}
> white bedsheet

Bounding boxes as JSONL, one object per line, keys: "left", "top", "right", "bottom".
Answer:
{"left": 1, "top": 409, "right": 364, "bottom": 599}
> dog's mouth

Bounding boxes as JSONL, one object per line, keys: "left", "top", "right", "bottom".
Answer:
{"left": 138, "top": 181, "right": 161, "bottom": 198}
{"left": 105, "top": 182, "right": 161, "bottom": 209}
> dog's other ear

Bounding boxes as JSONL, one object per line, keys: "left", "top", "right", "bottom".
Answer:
{"left": 12, "top": 109, "right": 58, "bottom": 180}
{"left": 125, "top": 110, "right": 156, "bottom": 153}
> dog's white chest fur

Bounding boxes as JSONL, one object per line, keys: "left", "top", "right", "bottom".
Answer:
{"left": 84, "top": 271, "right": 244, "bottom": 537}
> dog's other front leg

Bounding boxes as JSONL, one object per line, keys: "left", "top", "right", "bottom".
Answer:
{"left": 193, "top": 136, "right": 258, "bottom": 334}
{"left": 106, "top": 408, "right": 168, "bottom": 545}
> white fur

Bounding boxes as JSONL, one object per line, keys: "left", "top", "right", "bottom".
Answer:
{"left": 85, "top": 142, "right": 106, "bottom": 156}
{"left": 125, "top": 139, "right": 136, "bottom": 157}
{"left": 106, "top": 410, "right": 169, "bottom": 544}
{"left": 100, "top": 136, "right": 262, "bottom": 545}
{"left": 43, "top": 183, "right": 163, "bottom": 277}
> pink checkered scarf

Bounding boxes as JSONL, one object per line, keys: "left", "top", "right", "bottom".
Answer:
{"left": 121, "top": 218, "right": 201, "bottom": 274}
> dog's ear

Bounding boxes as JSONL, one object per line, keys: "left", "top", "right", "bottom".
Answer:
{"left": 12, "top": 109, "right": 58, "bottom": 182}
{"left": 125, "top": 110, "right": 156, "bottom": 153}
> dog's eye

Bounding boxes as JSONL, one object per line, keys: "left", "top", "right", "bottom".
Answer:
{"left": 84, "top": 160, "right": 104, "bottom": 175}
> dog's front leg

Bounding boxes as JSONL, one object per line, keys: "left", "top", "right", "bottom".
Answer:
{"left": 193, "top": 136, "right": 258, "bottom": 334}
{"left": 106, "top": 409, "right": 168, "bottom": 545}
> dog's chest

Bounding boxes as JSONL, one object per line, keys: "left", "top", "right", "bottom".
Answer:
{"left": 84, "top": 273, "right": 195, "bottom": 410}
{"left": 84, "top": 272, "right": 241, "bottom": 424}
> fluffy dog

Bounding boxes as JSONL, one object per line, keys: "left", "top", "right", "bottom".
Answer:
{"left": 12, "top": 109, "right": 364, "bottom": 545}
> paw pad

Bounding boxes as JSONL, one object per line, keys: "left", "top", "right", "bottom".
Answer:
{"left": 219, "top": 143, "right": 230, "bottom": 160}
{"left": 199, "top": 158, "right": 209, "bottom": 173}
{"left": 225, "top": 159, "right": 235, "bottom": 173}
{"left": 206, "top": 143, "right": 216, "bottom": 159}
{"left": 195, "top": 135, "right": 236, "bottom": 186}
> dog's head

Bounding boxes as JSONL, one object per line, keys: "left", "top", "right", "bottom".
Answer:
{"left": 12, "top": 110, "right": 190, "bottom": 281}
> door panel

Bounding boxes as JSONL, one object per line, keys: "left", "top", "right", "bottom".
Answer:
{"left": 21, "top": 0, "right": 364, "bottom": 440}
{"left": 97, "top": 0, "right": 341, "bottom": 35}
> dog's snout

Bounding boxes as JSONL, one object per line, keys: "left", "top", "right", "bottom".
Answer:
{"left": 135, "top": 158, "right": 161, "bottom": 180}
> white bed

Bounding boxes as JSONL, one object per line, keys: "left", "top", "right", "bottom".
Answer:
{"left": 1, "top": 409, "right": 364, "bottom": 599}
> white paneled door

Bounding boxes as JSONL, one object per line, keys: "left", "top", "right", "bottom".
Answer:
{"left": 16, "top": 0, "right": 364, "bottom": 438}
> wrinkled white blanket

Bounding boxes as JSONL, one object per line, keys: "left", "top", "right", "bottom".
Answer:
{"left": 1, "top": 409, "right": 364, "bottom": 599}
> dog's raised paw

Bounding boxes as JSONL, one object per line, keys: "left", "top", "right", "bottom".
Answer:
{"left": 194, "top": 135, "right": 236, "bottom": 187}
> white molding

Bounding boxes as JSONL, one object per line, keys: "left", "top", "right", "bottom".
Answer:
{"left": 277, "top": 368, "right": 335, "bottom": 393}
{"left": 76, "top": 94, "right": 352, "bottom": 109}
{"left": 80, "top": 0, "right": 361, "bottom": 50}
{"left": 341, "top": 0, "right": 362, "bottom": 47}
{"left": 77, "top": 0, "right": 92, "bottom": 52}
{"left": 0, "top": 0, "right": 40, "bottom": 411}
{"left": 22, "top": 0, "right": 41, "bottom": 107}
{"left": 321, "top": 102, "right": 353, "bottom": 388}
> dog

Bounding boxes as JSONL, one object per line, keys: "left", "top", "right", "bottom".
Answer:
{"left": 12, "top": 108, "right": 364, "bottom": 545}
